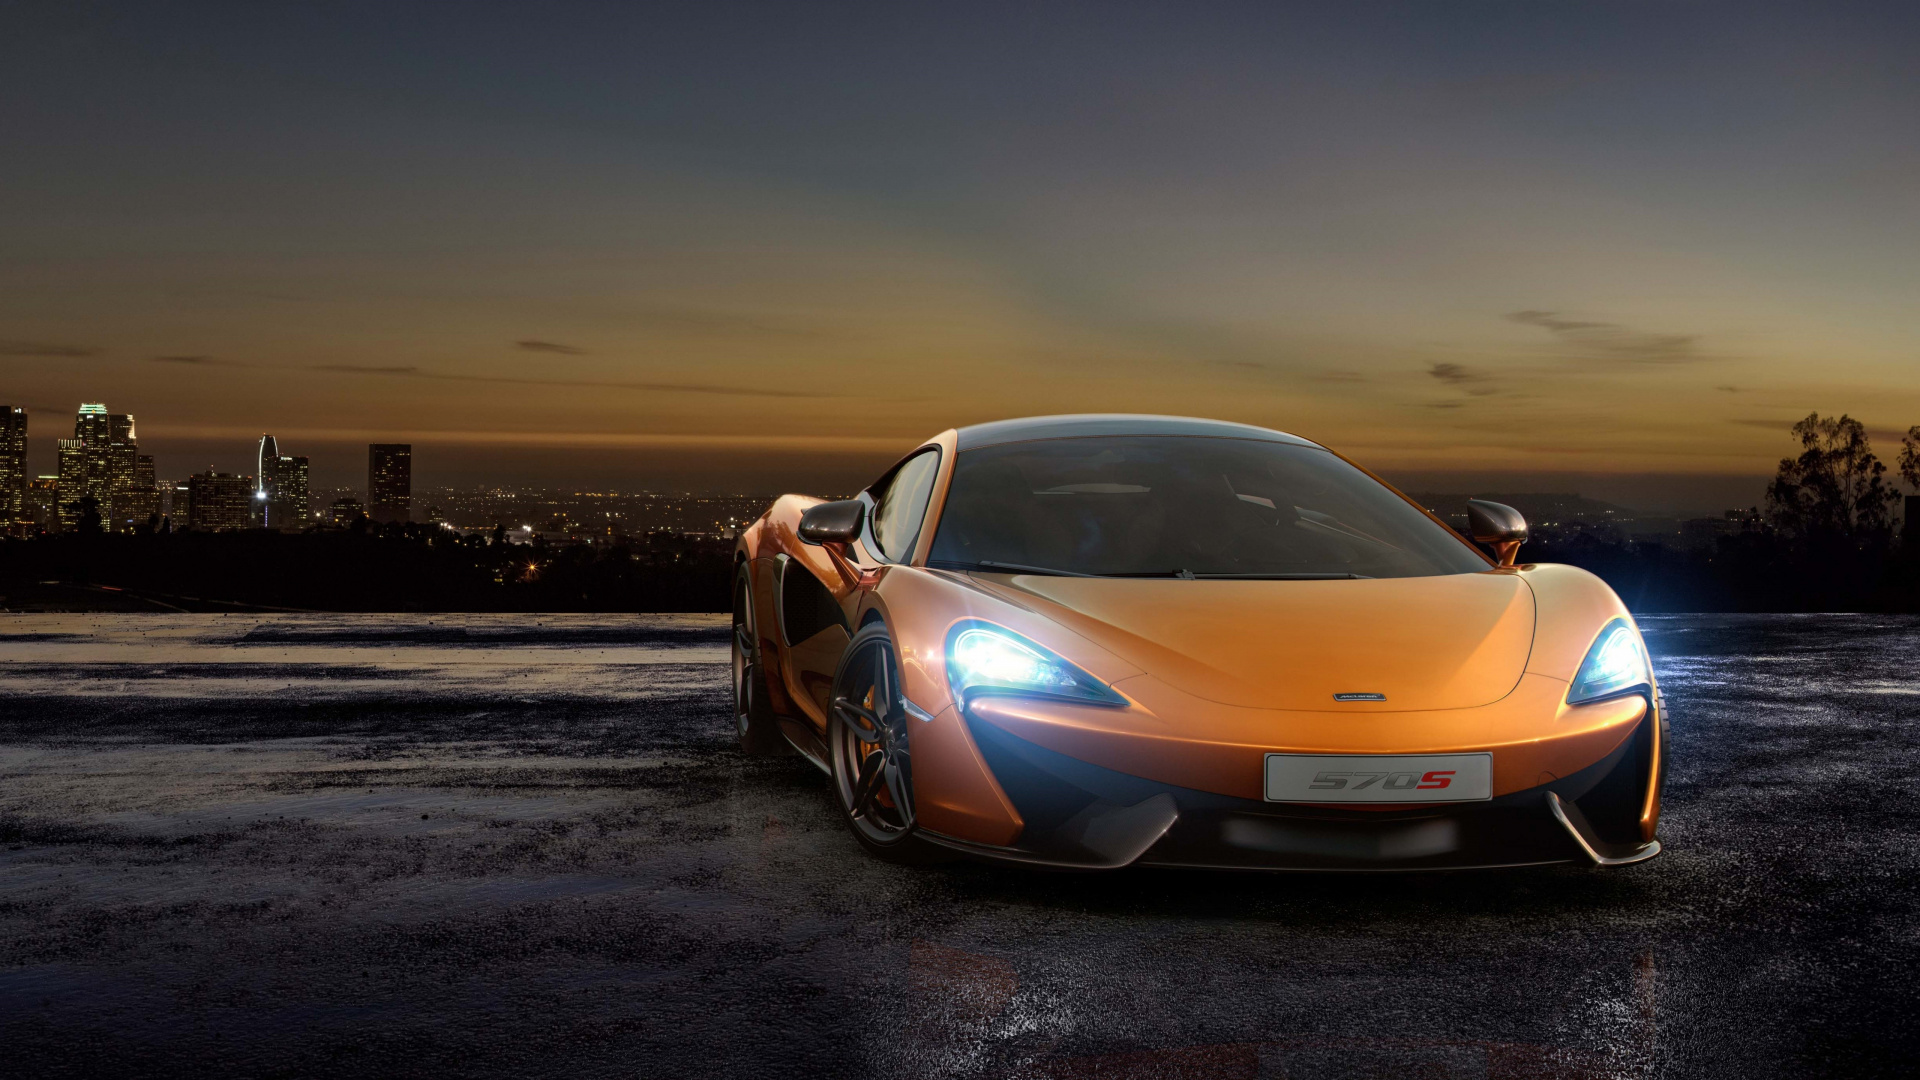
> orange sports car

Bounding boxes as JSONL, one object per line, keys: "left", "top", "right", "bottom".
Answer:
{"left": 731, "top": 415, "right": 1665, "bottom": 871}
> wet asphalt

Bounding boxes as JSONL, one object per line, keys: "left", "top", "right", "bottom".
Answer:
{"left": 0, "top": 612, "right": 1915, "bottom": 1079}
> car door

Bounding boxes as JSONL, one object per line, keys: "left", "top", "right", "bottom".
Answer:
{"left": 778, "top": 448, "right": 943, "bottom": 731}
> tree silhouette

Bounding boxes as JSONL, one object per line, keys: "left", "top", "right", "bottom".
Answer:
{"left": 1766, "top": 413, "right": 1896, "bottom": 549}
{"left": 67, "top": 495, "right": 104, "bottom": 535}
{"left": 1900, "top": 425, "right": 1920, "bottom": 492}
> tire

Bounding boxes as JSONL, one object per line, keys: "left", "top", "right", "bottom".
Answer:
{"left": 827, "top": 622, "right": 945, "bottom": 863}
{"left": 732, "top": 561, "right": 787, "bottom": 756}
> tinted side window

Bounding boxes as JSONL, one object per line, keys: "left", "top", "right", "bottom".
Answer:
{"left": 868, "top": 450, "right": 941, "bottom": 562}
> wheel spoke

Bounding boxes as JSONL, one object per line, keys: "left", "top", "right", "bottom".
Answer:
{"left": 883, "top": 757, "right": 914, "bottom": 829}
{"left": 833, "top": 696, "right": 884, "bottom": 739}
{"left": 734, "top": 624, "right": 753, "bottom": 655}
{"left": 852, "top": 750, "right": 887, "bottom": 818}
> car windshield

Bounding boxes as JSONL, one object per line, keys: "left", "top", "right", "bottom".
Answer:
{"left": 927, "top": 436, "right": 1489, "bottom": 579}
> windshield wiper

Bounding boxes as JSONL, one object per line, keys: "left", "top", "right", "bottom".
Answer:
{"left": 930, "top": 559, "right": 1097, "bottom": 578}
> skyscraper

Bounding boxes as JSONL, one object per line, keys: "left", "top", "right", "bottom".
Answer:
{"left": 275, "top": 455, "right": 310, "bottom": 528}
{"left": 186, "top": 471, "right": 253, "bottom": 531}
{"left": 104, "top": 440, "right": 138, "bottom": 530}
{"left": 72, "top": 402, "right": 109, "bottom": 444}
{"left": 254, "top": 434, "right": 310, "bottom": 529}
{"left": 0, "top": 407, "right": 25, "bottom": 530}
{"left": 55, "top": 438, "right": 83, "bottom": 528}
{"left": 257, "top": 435, "right": 279, "bottom": 493}
{"left": 368, "top": 443, "right": 412, "bottom": 523}
{"left": 22, "top": 477, "right": 59, "bottom": 531}
{"left": 56, "top": 403, "right": 141, "bottom": 531}
{"left": 121, "top": 454, "right": 161, "bottom": 529}
{"left": 255, "top": 434, "right": 279, "bottom": 527}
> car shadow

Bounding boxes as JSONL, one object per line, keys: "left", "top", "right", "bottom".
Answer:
{"left": 924, "top": 856, "right": 1663, "bottom": 925}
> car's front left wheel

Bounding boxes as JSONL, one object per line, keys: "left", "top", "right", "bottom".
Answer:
{"left": 827, "top": 622, "right": 943, "bottom": 862}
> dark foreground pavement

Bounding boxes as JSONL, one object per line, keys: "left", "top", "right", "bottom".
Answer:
{"left": 0, "top": 613, "right": 1915, "bottom": 1079}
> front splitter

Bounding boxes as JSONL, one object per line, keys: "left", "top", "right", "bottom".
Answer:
{"left": 921, "top": 711, "right": 1661, "bottom": 872}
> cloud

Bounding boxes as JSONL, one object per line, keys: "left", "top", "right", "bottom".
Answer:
{"left": 1505, "top": 310, "right": 1702, "bottom": 364}
{"left": 1715, "top": 385, "right": 1742, "bottom": 393}
{"left": 1425, "top": 401, "right": 1467, "bottom": 409}
{"left": 516, "top": 340, "right": 587, "bottom": 355}
{"left": 150, "top": 355, "right": 253, "bottom": 367}
{"left": 1727, "top": 417, "right": 1906, "bottom": 446}
{"left": 1, "top": 340, "right": 100, "bottom": 357}
{"left": 627, "top": 306, "right": 842, "bottom": 340}
{"left": 1206, "top": 359, "right": 1367, "bottom": 379}
{"left": 1506, "top": 310, "right": 1610, "bottom": 334}
{"left": 135, "top": 425, "right": 913, "bottom": 454}
{"left": 310, "top": 364, "right": 830, "bottom": 398}
{"left": 1426, "top": 362, "right": 1500, "bottom": 403}
{"left": 1428, "top": 362, "right": 1488, "bottom": 385}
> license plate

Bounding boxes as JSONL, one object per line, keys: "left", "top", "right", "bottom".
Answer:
{"left": 1264, "top": 753, "right": 1492, "bottom": 803}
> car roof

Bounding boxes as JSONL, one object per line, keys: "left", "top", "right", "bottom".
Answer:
{"left": 953, "top": 413, "right": 1322, "bottom": 452}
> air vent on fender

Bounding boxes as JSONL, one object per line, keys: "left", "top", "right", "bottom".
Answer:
{"left": 777, "top": 554, "right": 851, "bottom": 645}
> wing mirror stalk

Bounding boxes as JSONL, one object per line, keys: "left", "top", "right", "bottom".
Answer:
{"left": 798, "top": 499, "right": 867, "bottom": 588}
{"left": 1467, "top": 499, "right": 1528, "bottom": 567}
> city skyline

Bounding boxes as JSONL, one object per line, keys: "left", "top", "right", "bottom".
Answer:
{"left": 5, "top": 393, "right": 1920, "bottom": 517}
{"left": 0, "top": 398, "right": 829, "bottom": 538}
{"left": 7, "top": 395, "right": 1833, "bottom": 548}
{"left": 4, "top": 4, "right": 1920, "bottom": 510}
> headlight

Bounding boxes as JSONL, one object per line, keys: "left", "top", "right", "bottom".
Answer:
{"left": 946, "top": 625, "right": 1125, "bottom": 707}
{"left": 1567, "top": 620, "right": 1652, "bottom": 705}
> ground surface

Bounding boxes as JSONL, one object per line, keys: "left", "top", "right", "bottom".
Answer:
{"left": 0, "top": 613, "right": 1914, "bottom": 1079}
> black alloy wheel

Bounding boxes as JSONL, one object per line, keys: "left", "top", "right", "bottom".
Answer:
{"left": 828, "top": 622, "right": 940, "bottom": 860}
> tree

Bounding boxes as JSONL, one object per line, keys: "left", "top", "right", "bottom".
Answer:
{"left": 1900, "top": 425, "right": 1920, "bottom": 492}
{"left": 1765, "top": 413, "right": 1896, "bottom": 548}
{"left": 67, "top": 495, "right": 104, "bottom": 534}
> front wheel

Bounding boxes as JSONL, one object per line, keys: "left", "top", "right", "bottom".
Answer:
{"left": 828, "top": 622, "right": 943, "bottom": 862}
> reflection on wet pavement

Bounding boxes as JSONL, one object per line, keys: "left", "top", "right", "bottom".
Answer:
{"left": 0, "top": 613, "right": 1915, "bottom": 1077}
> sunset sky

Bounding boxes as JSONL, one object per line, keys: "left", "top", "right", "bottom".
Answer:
{"left": 4, "top": 2, "right": 1918, "bottom": 509}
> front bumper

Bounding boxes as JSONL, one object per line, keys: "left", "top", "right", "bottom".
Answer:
{"left": 917, "top": 705, "right": 1662, "bottom": 872}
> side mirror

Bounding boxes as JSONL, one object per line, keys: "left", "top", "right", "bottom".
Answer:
{"left": 798, "top": 499, "right": 864, "bottom": 546}
{"left": 1467, "top": 499, "right": 1528, "bottom": 567}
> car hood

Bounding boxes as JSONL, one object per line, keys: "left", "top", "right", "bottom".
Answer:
{"left": 974, "top": 571, "right": 1536, "bottom": 712}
